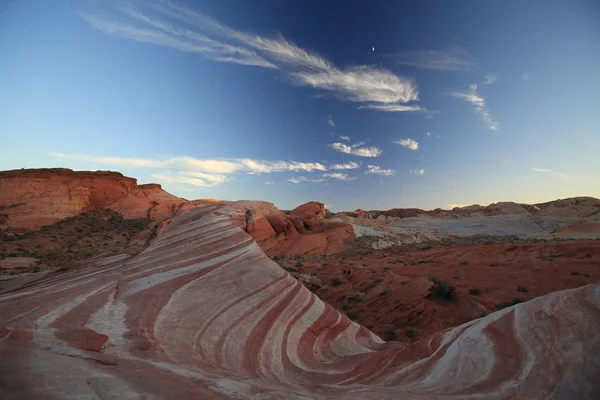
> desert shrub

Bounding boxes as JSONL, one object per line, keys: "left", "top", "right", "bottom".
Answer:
{"left": 341, "top": 303, "right": 352, "bottom": 311}
{"left": 346, "top": 312, "right": 357, "bottom": 320}
{"left": 584, "top": 274, "right": 591, "bottom": 277}
{"left": 280, "top": 265, "right": 299, "bottom": 273}
{"left": 383, "top": 266, "right": 389, "bottom": 272}
{"left": 461, "top": 259, "right": 470, "bottom": 265}
{"left": 331, "top": 278, "right": 342, "bottom": 286}
{"left": 385, "top": 330, "right": 397, "bottom": 341}
{"left": 370, "top": 269, "right": 377, "bottom": 273}
{"left": 363, "top": 263, "right": 368, "bottom": 267}
{"left": 430, "top": 276, "right": 457, "bottom": 300}
{"left": 347, "top": 295, "right": 363, "bottom": 302}
{"left": 412, "top": 259, "right": 437, "bottom": 265}
{"left": 375, "top": 277, "right": 384, "bottom": 284}
{"left": 516, "top": 285, "right": 529, "bottom": 292}
{"left": 404, "top": 328, "right": 416, "bottom": 338}
{"left": 477, "top": 312, "right": 488, "bottom": 318}
{"left": 381, "top": 289, "right": 389, "bottom": 296}
{"left": 496, "top": 298, "right": 526, "bottom": 309}
{"left": 570, "top": 271, "right": 581, "bottom": 276}
{"left": 469, "top": 288, "right": 481, "bottom": 295}
{"left": 7, "top": 253, "right": 18, "bottom": 257}
{"left": 295, "top": 261, "right": 303, "bottom": 267}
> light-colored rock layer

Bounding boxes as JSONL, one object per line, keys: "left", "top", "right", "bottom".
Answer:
{"left": 1, "top": 203, "right": 598, "bottom": 399}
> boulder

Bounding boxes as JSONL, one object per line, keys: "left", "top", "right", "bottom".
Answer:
{"left": 288, "top": 201, "right": 326, "bottom": 230}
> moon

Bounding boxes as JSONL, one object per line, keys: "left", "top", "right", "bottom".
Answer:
{"left": 372, "top": 47, "right": 375, "bottom": 52}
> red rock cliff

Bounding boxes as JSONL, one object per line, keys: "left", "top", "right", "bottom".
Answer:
{"left": 0, "top": 168, "right": 185, "bottom": 229}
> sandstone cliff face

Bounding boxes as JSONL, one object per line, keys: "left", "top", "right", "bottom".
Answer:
{"left": 0, "top": 169, "right": 185, "bottom": 229}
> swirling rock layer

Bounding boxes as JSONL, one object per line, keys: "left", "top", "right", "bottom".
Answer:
{"left": 1, "top": 204, "right": 599, "bottom": 399}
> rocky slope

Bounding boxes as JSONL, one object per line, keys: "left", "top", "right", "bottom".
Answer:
{"left": 0, "top": 169, "right": 185, "bottom": 229}
{"left": 349, "top": 197, "right": 600, "bottom": 221}
{"left": 0, "top": 203, "right": 598, "bottom": 399}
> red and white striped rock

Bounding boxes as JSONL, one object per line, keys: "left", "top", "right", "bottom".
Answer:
{"left": 1, "top": 204, "right": 598, "bottom": 399}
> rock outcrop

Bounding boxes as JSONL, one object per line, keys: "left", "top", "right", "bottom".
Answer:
{"left": 288, "top": 201, "right": 326, "bottom": 231}
{"left": 0, "top": 203, "right": 598, "bottom": 399}
{"left": 0, "top": 169, "right": 185, "bottom": 229}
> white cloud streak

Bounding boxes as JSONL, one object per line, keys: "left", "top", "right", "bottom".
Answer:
{"left": 425, "top": 132, "right": 431, "bottom": 137}
{"left": 323, "top": 172, "right": 356, "bottom": 180}
{"left": 532, "top": 167, "right": 571, "bottom": 178}
{"left": 287, "top": 176, "right": 324, "bottom": 184}
{"left": 409, "top": 168, "right": 425, "bottom": 175}
{"left": 394, "top": 138, "right": 419, "bottom": 151}
{"left": 366, "top": 165, "right": 396, "bottom": 176}
{"left": 151, "top": 173, "right": 217, "bottom": 187}
{"left": 330, "top": 161, "right": 360, "bottom": 170}
{"left": 393, "top": 49, "right": 473, "bottom": 71}
{"left": 82, "top": 2, "right": 419, "bottom": 110}
{"left": 339, "top": 136, "right": 351, "bottom": 141}
{"left": 483, "top": 74, "right": 497, "bottom": 85}
{"left": 357, "top": 104, "right": 423, "bottom": 112}
{"left": 50, "top": 152, "right": 326, "bottom": 175}
{"left": 329, "top": 143, "right": 382, "bottom": 157}
{"left": 328, "top": 114, "right": 335, "bottom": 127}
{"left": 452, "top": 83, "right": 499, "bottom": 131}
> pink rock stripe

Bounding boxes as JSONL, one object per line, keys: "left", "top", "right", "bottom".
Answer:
{"left": 1, "top": 204, "right": 599, "bottom": 399}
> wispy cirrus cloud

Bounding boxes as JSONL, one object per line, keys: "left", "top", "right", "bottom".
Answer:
{"left": 395, "top": 138, "right": 419, "bottom": 151}
{"left": 287, "top": 176, "right": 324, "bottom": 184}
{"left": 366, "top": 165, "right": 396, "bottom": 176}
{"left": 532, "top": 167, "right": 571, "bottom": 178}
{"left": 409, "top": 168, "right": 425, "bottom": 175}
{"left": 339, "top": 136, "right": 351, "bottom": 142}
{"left": 452, "top": 83, "right": 499, "bottom": 131}
{"left": 323, "top": 172, "right": 356, "bottom": 181}
{"left": 82, "top": 2, "right": 420, "bottom": 110}
{"left": 392, "top": 48, "right": 473, "bottom": 71}
{"left": 151, "top": 173, "right": 218, "bottom": 187}
{"left": 265, "top": 181, "right": 275, "bottom": 185}
{"left": 50, "top": 152, "right": 334, "bottom": 188}
{"left": 425, "top": 132, "right": 431, "bottom": 137}
{"left": 51, "top": 152, "right": 326, "bottom": 174}
{"left": 357, "top": 104, "right": 423, "bottom": 112}
{"left": 328, "top": 113, "right": 335, "bottom": 127}
{"left": 330, "top": 161, "right": 360, "bottom": 170}
{"left": 329, "top": 143, "right": 382, "bottom": 157}
{"left": 483, "top": 74, "right": 497, "bottom": 85}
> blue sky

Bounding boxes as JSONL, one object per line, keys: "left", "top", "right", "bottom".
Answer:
{"left": 1, "top": 0, "right": 599, "bottom": 211}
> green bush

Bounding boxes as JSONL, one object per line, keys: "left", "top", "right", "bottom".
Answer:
{"left": 496, "top": 298, "right": 525, "bottom": 309}
{"left": 571, "top": 271, "right": 581, "bottom": 276}
{"left": 516, "top": 285, "right": 529, "bottom": 292}
{"left": 404, "top": 328, "right": 416, "bottom": 338}
{"left": 430, "top": 276, "right": 457, "bottom": 300}
{"left": 346, "top": 312, "right": 357, "bottom": 320}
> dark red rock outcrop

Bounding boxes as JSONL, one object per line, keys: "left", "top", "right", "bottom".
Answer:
{"left": 0, "top": 168, "right": 185, "bottom": 229}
